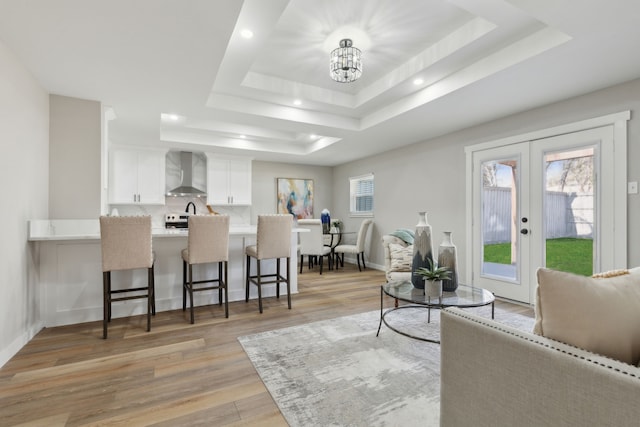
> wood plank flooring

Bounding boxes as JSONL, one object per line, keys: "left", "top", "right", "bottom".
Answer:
{"left": 0, "top": 264, "right": 533, "bottom": 426}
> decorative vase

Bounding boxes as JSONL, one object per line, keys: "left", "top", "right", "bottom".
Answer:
{"left": 321, "top": 209, "right": 331, "bottom": 234}
{"left": 411, "top": 212, "right": 433, "bottom": 289}
{"left": 438, "top": 231, "right": 459, "bottom": 291}
{"left": 424, "top": 279, "right": 443, "bottom": 299}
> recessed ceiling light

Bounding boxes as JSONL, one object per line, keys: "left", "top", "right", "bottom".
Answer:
{"left": 413, "top": 78, "right": 424, "bottom": 85}
{"left": 310, "top": 134, "right": 317, "bottom": 139}
{"left": 161, "top": 113, "right": 180, "bottom": 122}
{"left": 239, "top": 135, "right": 246, "bottom": 139}
{"left": 293, "top": 99, "right": 302, "bottom": 106}
{"left": 240, "top": 29, "right": 253, "bottom": 39}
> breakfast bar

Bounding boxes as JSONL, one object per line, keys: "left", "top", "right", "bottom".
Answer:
{"left": 28, "top": 219, "right": 302, "bottom": 327}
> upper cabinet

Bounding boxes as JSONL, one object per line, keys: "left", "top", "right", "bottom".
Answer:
{"left": 206, "top": 154, "right": 252, "bottom": 205}
{"left": 109, "top": 147, "right": 167, "bottom": 205}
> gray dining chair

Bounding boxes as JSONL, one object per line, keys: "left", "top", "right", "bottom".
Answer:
{"left": 298, "top": 219, "right": 333, "bottom": 274}
{"left": 334, "top": 219, "right": 374, "bottom": 271}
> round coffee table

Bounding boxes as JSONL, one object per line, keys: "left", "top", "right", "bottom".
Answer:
{"left": 376, "top": 280, "right": 495, "bottom": 343}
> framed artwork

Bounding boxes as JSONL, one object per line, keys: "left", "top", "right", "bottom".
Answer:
{"left": 277, "top": 178, "right": 314, "bottom": 219}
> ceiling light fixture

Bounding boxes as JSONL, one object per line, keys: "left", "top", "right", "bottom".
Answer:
{"left": 330, "top": 39, "right": 362, "bottom": 83}
{"left": 240, "top": 29, "right": 253, "bottom": 39}
{"left": 413, "top": 78, "right": 424, "bottom": 85}
{"left": 293, "top": 99, "right": 302, "bottom": 106}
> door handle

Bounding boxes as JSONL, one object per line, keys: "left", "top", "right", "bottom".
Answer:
{"left": 520, "top": 228, "right": 529, "bottom": 235}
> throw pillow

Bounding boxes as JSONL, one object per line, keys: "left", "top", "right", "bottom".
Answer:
{"left": 389, "top": 243, "right": 413, "bottom": 272}
{"left": 534, "top": 267, "right": 640, "bottom": 365}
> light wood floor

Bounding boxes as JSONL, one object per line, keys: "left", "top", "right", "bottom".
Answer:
{"left": 0, "top": 263, "right": 533, "bottom": 426}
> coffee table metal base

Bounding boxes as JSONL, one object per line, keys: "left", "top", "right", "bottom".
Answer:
{"left": 377, "top": 305, "right": 443, "bottom": 343}
{"left": 376, "top": 283, "right": 495, "bottom": 343}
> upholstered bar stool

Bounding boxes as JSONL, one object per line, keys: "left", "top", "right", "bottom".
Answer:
{"left": 99, "top": 215, "right": 155, "bottom": 339}
{"left": 298, "top": 219, "right": 332, "bottom": 274}
{"left": 245, "top": 214, "right": 293, "bottom": 313}
{"left": 182, "top": 215, "right": 230, "bottom": 323}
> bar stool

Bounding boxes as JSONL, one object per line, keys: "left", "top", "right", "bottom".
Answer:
{"left": 99, "top": 215, "right": 155, "bottom": 339}
{"left": 245, "top": 214, "right": 293, "bottom": 313}
{"left": 182, "top": 215, "right": 230, "bottom": 323}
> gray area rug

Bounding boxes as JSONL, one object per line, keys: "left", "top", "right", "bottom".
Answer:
{"left": 238, "top": 306, "right": 534, "bottom": 427}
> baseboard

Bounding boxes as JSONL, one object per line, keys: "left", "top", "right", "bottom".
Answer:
{"left": 0, "top": 321, "right": 44, "bottom": 369}
{"left": 338, "top": 255, "right": 384, "bottom": 272}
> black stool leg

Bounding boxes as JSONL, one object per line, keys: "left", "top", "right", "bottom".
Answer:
{"left": 257, "top": 260, "right": 263, "bottom": 313}
{"left": 182, "top": 260, "right": 187, "bottom": 311}
{"left": 223, "top": 261, "right": 229, "bottom": 318}
{"left": 245, "top": 255, "right": 251, "bottom": 302}
{"left": 286, "top": 257, "right": 291, "bottom": 309}
{"left": 103, "top": 271, "right": 109, "bottom": 339}
{"left": 147, "top": 267, "right": 152, "bottom": 332}
{"left": 189, "top": 264, "right": 195, "bottom": 324}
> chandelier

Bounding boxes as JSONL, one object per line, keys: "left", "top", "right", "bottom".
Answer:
{"left": 330, "top": 39, "right": 362, "bottom": 83}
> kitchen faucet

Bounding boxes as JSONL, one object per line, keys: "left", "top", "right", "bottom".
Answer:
{"left": 185, "top": 201, "right": 196, "bottom": 215}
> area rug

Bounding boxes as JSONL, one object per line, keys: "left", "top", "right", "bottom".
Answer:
{"left": 238, "top": 306, "right": 534, "bottom": 427}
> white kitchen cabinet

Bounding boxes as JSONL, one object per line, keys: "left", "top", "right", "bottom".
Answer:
{"left": 109, "top": 148, "right": 167, "bottom": 204}
{"left": 206, "top": 154, "right": 252, "bottom": 205}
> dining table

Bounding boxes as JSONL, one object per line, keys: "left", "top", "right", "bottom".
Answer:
{"left": 323, "top": 229, "right": 356, "bottom": 269}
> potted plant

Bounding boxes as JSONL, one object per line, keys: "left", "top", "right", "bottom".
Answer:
{"left": 414, "top": 258, "right": 452, "bottom": 298}
{"left": 330, "top": 219, "right": 343, "bottom": 233}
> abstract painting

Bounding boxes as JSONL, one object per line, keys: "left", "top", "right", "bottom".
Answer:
{"left": 277, "top": 178, "right": 313, "bottom": 219}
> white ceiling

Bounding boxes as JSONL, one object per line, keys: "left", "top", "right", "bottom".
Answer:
{"left": 2, "top": 0, "right": 640, "bottom": 166}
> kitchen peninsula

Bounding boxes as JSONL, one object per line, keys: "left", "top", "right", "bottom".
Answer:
{"left": 29, "top": 219, "right": 302, "bottom": 327}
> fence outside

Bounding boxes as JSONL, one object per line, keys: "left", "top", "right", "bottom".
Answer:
{"left": 483, "top": 187, "right": 593, "bottom": 244}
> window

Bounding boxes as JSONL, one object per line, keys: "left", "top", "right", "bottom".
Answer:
{"left": 349, "top": 173, "right": 374, "bottom": 216}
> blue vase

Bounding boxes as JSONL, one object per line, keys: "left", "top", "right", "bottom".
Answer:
{"left": 411, "top": 212, "right": 433, "bottom": 289}
{"left": 321, "top": 209, "right": 331, "bottom": 234}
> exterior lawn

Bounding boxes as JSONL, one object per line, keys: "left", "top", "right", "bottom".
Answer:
{"left": 484, "top": 237, "right": 593, "bottom": 276}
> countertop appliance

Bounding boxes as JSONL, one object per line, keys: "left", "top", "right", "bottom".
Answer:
{"left": 165, "top": 213, "right": 189, "bottom": 229}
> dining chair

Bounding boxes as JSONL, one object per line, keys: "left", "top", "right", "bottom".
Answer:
{"left": 298, "top": 219, "right": 333, "bottom": 274}
{"left": 99, "top": 215, "right": 155, "bottom": 339}
{"left": 245, "top": 214, "right": 293, "bottom": 313}
{"left": 334, "top": 219, "right": 374, "bottom": 271}
{"left": 181, "top": 215, "right": 230, "bottom": 323}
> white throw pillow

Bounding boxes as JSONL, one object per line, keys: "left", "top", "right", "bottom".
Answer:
{"left": 534, "top": 267, "right": 640, "bottom": 365}
{"left": 389, "top": 243, "right": 413, "bottom": 272}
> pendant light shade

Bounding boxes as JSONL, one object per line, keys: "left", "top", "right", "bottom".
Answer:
{"left": 330, "top": 38, "right": 362, "bottom": 83}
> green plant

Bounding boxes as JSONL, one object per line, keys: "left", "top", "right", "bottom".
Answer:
{"left": 414, "top": 258, "right": 452, "bottom": 281}
{"left": 331, "top": 219, "right": 343, "bottom": 229}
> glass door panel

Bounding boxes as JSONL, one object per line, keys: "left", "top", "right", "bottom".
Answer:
{"left": 481, "top": 159, "right": 518, "bottom": 281}
{"left": 543, "top": 148, "right": 595, "bottom": 276}
{"left": 472, "top": 143, "right": 530, "bottom": 303}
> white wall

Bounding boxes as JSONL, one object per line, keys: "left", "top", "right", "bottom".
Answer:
{"left": 333, "top": 77, "right": 640, "bottom": 274}
{"left": 0, "top": 40, "right": 49, "bottom": 367}
{"left": 49, "top": 95, "right": 101, "bottom": 218}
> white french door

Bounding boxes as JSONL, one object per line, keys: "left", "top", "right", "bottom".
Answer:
{"left": 469, "top": 124, "right": 623, "bottom": 304}
{"left": 472, "top": 142, "right": 530, "bottom": 302}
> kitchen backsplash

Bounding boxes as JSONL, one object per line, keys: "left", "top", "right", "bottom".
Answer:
{"left": 111, "top": 197, "right": 251, "bottom": 227}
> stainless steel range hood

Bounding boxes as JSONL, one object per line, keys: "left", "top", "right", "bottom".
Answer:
{"left": 166, "top": 151, "right": 207, "bottom": 197}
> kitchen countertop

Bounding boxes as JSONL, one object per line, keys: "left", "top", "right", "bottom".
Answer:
{"left": 28, "top": 219, "right": 305, "bottom": 241}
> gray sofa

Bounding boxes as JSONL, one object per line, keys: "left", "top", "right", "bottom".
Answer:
{"left": 440, "top": 308, "right": 640, "bottom": 426}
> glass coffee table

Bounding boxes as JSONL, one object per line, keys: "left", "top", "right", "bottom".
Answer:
{"left": 376, "top": 280, "right": 495, "bottom": 343}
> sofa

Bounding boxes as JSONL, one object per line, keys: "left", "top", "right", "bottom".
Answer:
{"left": 440, "top": 267, "right": 640, "bottom": 426}
{"left": 382, "top": 234, "right": 412, "bottom": 282}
